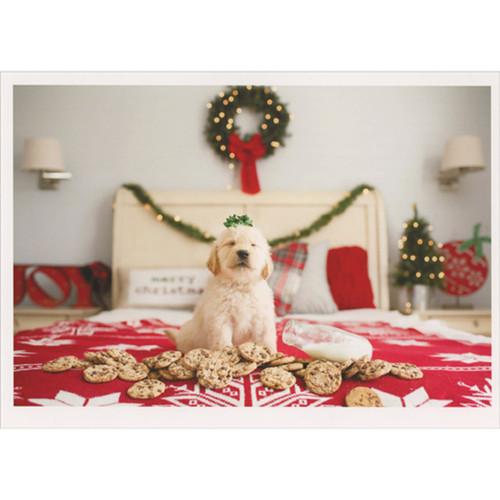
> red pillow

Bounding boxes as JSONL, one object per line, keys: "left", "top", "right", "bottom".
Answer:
{"left": 326, "top": 246, "right": 375, "bottom": 310}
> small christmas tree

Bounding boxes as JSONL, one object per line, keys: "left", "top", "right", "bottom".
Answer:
{"left": 393, "top": 205, "right": 446, "bottom": 290}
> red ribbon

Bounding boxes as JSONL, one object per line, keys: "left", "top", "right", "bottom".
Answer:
{"left": 14, "top": 263, "right": 111, "bottom": 309}
{"left": 228, "top": 132, "right": 266, "bottom": 195}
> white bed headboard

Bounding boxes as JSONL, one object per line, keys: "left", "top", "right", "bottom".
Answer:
{"left": 111, "top": 188, "right": 390, "bottom": 310}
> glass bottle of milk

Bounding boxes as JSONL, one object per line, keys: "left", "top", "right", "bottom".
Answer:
{"left": 282, "top": 320, "right": 372, "bottom": 363}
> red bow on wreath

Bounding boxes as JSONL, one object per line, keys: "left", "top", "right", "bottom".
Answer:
{"left": 228, "top": 132, "right": 266, "bottom": 195}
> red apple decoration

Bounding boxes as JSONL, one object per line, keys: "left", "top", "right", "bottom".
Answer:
{"left": 442, "top": 223, "right": 490, "bottom": 296}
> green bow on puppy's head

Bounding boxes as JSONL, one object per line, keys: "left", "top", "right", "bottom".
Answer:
{"left": 223, "top": 214, "right": 253, "bottom": 228}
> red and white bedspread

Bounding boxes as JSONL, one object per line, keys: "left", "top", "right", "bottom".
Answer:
{"left": 13, "top": 316, "right": 492, "bottom": 408}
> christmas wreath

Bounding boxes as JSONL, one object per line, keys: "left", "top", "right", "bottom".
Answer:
{"left": 204, "top": 85, "right": 291, "bottom": 194}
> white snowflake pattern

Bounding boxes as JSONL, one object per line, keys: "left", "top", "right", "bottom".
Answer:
{"left": 87, "top": 343, "right": 164, "bottom": 352}
{"left": 458, "top": 379, "right": 492, "bottom": 407}
{"left": 14, "top": 349, "right": 35, "bottom": 358}
{"left": 383, "top": 339, "right": 430, "bottom": 347}
{"left": 28, "top": 390, "right": 142, "bottom": 407}
{"left": 372, "top": 386, "right": 452, "bottom": 407}
{"left": 18, "top": 336, "right": 75, "bottom": 347}
{"left": 42, "top": 323, "right": 118, "bottom": 337}
{"left": 162, "top": 375, "right": 329, "bottom": 408}
{"left": 432, "top": 352, "right": 491, "bottom": 364}
{"left": 467, "top": 270, "right": 485, "bottom": 287}
{"left": 165, "top": 380, "right": 246, "bottom": 407}
{"left": 14, "top": 386, "right": 24, "bottom": 400}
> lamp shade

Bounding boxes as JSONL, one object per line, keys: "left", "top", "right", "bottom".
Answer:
{"left": 441, "top": 135, "right": 485, "bottom": 173}
{"left": 21, "top": 138, "right": 65, "bottom": 172}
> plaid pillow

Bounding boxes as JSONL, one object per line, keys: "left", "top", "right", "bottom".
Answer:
{"left": 268, "top": 242, "right": 308, "bottom": 316}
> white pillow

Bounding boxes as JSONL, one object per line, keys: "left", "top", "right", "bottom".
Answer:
{"left": 289, "top": 241, "right": 338, "bottom": 314}
{"left": 117, "top": 268, "right": 210, "bottom": 309}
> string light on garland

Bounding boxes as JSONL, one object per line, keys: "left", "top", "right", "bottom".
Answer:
{"left": 122, "top": 183, "right": 216, "bottom": 244}
{"left": 122, "top": 183, "right": 375, "bottom": 248}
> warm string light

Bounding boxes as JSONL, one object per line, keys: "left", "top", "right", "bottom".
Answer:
{"left": 124, "top": 183, "right": 374, "bottom": 248}
{"left": 206, "top": 87, "right": 291, "bottom": 191}
{"left": 394, "top": 205, "right": 447, "bottom": 292}
{"left": 205, "top": 85, "right": 291, "bottom": 174}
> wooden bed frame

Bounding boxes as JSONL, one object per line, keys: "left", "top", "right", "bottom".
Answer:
{"left": 111, "top": 188, "right": 390, "bottom": 310}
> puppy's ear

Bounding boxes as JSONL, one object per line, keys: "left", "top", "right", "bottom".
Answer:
{"left": 206, "top": 244, "right": 220, "bottom": 276}
{"left": 261, "top": 254, "right": 274, "bottom": 280}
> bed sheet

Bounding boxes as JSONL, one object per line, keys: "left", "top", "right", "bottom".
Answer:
{"left": 14, "top": 312, "right": 492, "bottom": 408}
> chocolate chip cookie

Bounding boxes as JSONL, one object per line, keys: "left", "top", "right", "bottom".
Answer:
{"left": 304, "top": 360, "right": 342, "bottom": 395}
{"left": 260, "top": 367, "right": 296, "bottom": 390}
{"left": 43, "top": 356, "right": 79, "bottom": 373}
{"left": 345, "top": 387, "right": 383, "bottom": 407}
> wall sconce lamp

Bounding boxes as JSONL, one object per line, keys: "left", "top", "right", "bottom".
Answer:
{"left": 438, "top": 135, "right": 485, "bottom": 191}
{"left": 21, "top": 138, "right": 72, "bottom": 190}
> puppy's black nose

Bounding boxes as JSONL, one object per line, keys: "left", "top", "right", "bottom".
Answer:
{"left": 237, "top": 250, "right": 250, "bottom": 259}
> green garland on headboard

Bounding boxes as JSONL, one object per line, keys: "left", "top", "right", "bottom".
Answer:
{"left": 122, "top": 183, "right": 375, "bottom": 248}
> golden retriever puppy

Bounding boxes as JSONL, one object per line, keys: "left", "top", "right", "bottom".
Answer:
{"left": 172, "top": 224, "right": 276, "bottom": 353}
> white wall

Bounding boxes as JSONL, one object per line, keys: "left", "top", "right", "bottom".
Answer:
{"left": 13, "top": 84, "right": 492, "bottom": 309}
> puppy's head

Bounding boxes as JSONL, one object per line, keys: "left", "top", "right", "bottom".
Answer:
{"left": 207, "top": 225, "right": 273, "bottom": 282}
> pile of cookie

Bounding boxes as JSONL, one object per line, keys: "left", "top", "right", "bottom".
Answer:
{"left": 42, "top": 342, "right": 423, "bottom": 406}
